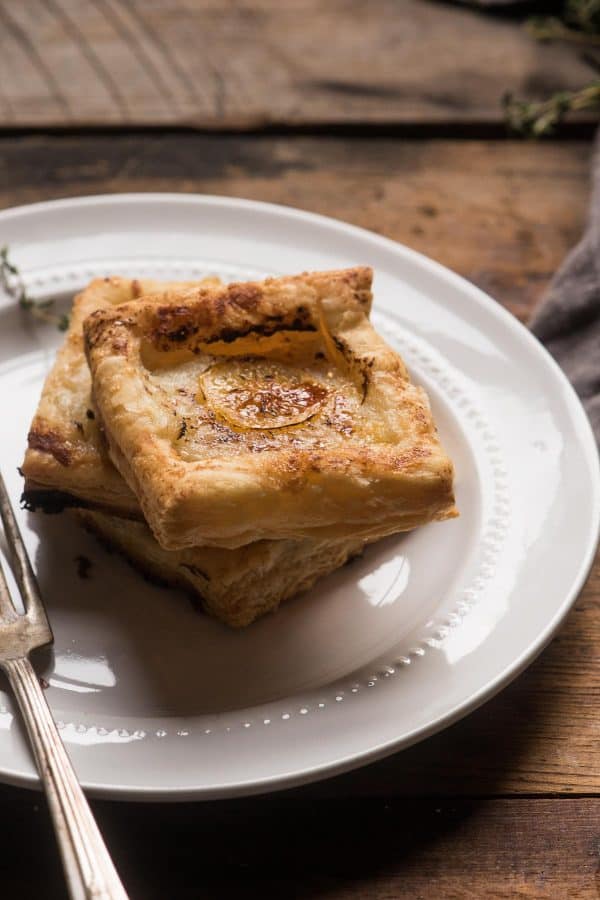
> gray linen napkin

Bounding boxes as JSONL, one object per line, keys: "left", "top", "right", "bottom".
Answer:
{"left": 530, "top": 135, "right": 600, "bottom": 442}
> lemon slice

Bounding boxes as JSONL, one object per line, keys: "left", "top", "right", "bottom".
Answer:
{"left": 199, "top": 358, "right": 328, "bottom": 430}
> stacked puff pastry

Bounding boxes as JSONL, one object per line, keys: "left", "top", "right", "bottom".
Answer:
{"left": 21, "top": 269, "right": 457, "bottom": 627}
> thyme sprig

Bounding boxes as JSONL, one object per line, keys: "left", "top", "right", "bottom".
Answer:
{"left": 0, "top": 245, "right": 69, "bottom": 331}
{"left": 503, "top": 81, "right": 600, "bottom": 137}
{"left": 504, "top": 0, "right": 600, "bottom": 136}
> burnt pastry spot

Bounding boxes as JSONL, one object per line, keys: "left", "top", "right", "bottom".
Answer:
{"left": 198, "top": 319, "right": 316, "bottom": 348}
{"left": 28, "top": 428, "right": 72, "bottom": 467}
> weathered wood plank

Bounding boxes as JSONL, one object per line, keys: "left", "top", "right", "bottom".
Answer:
{"left": 0, "top": 135, "right": 590, "bottom": 319}
{"left": 0, "top": 0, "right": 596, "bottom": 127}
{"left": 0, "top": 135, "right": 596, "bottom": 796}
{"left": 3, "top": 791, "right": 599, "bottom": 898}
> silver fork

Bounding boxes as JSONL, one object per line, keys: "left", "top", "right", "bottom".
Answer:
{"left": 0, "top": 471, "right": 129, "bottom": 900}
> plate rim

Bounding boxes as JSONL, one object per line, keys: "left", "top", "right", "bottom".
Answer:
{"left": 0, "top": 192, "right": 598, "bottom": 801}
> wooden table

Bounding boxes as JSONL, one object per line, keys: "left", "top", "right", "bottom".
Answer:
{"left": 1, "top": 3, "right": 598, "bottom": 897}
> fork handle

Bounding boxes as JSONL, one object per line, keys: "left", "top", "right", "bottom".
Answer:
{"left": 3, "top": 656, "right": 129, "bottom": 900}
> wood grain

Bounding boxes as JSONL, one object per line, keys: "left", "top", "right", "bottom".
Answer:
{"left": 0, "top": 135, "right": 596, "bottom": 798}
{"left": 0, "top": 134, "right": 590, "bottom": 319}
{"left": 0, "top": 0, "right": 597, "bottom": 128}
{"left": 3, "top": 788, "right": 599, "bottom": 898}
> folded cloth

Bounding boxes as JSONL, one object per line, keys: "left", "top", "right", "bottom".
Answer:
{"left": 530, "top": 133, "right": 600, "bottom": 442}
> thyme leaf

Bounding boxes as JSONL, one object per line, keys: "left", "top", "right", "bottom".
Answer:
{"left": 0, "top": 245, "right": 69, "bottom": 331}
{"left": 503, "top": 81, "right": 600, "bottom": 137}
{"left": 505, "top": 1, "right": 600, "bottom": 137}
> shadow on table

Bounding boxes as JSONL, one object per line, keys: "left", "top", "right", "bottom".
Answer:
{"left": 0, "top": 779, "right": 502, "bottom": 899}
{"left": 88, "top": 676, "right": 556, "bottom": 898}
{"left": 102, "top": 669, "right": 565, "bottom": 898}
{"left": 1, "top": 516, "right": 588, "bottom": 898}
{"left": 0, "top": 620, "right": 582, "bottom": 899}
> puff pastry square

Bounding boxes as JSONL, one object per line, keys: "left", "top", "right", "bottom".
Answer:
{"left": 21, "top": 276, "right": 219, "bottom": 517}
{"left": 84, "top": 267, "right": 457, "bottom": 550}
{"left": 76, "top": 509, "right": 364, "bottom": 628}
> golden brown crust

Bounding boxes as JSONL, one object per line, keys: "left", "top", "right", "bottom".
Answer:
{"left": 75, "top": 509, "right": 365, "bottom": 628}
{"left": 20, "top": 276, "right": 219, "bottom": 515}
{"left": 84, "top": 268, "right": 458, "bottom": 550}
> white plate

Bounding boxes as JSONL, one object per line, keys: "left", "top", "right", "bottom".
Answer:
{"left": 0, "top": 194, "right": 597, "bottom": 801}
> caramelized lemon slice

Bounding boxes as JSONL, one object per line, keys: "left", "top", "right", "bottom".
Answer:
{"left": 199, "top": 358, "right": 328, "bottom": 430}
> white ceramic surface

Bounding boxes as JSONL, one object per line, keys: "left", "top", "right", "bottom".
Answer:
{"left": 0, "top": 194, "right": 597, "bottom": 801}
